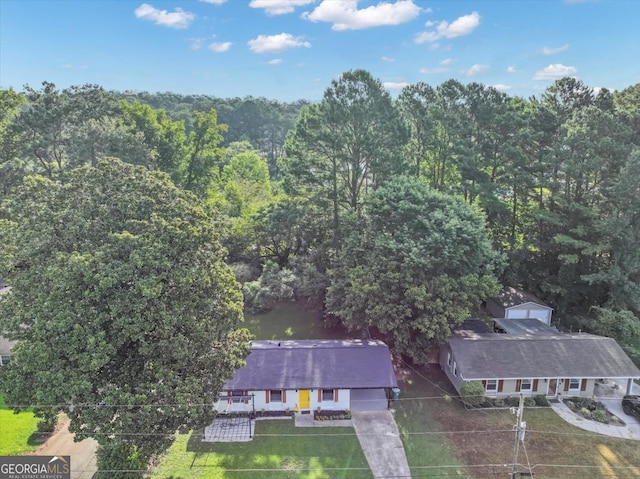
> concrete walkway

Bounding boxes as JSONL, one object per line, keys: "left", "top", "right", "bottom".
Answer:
{"left": 29, "top": 416, "right": 98, "bottom": 479}
{"left": 351, "top": 411, "right": 411, "bottom": 479}
{"left": 549, "top": 381, "right": 640, "bottom": 440}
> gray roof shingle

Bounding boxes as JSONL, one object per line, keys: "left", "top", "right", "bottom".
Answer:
{"left": 449, "top": 334, "right": 640, "bottom": 380}
{"left": 223, "top": 339, "right": 398, "bottom": 390}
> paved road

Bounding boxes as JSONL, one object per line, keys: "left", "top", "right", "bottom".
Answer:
{"left": 351, "top": 410, "right": 411, "bottom": 479}
{"left": 30, "top": 416, "right": 98, "bottom": 479}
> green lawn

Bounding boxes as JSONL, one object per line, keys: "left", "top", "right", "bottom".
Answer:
{"left": 394, "top": 364, "right": 640, "bottom": 479}
{"left": 150, "top": 419, "right": 372, "bottom": 479}
{"left": 393, "top": 365, "right": 468, "bottom": 477}
{"left": 0, "top": 393, "right": 40, "bottom": 455}
{"left": 244, "top": 302, "right": 353, "bottom": 341}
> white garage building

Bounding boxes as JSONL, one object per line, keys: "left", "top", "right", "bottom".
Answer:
{"left": 485, "top": 287, "right": 553, "bottom": 325}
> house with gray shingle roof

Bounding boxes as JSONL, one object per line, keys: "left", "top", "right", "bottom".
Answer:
{"left": 214, "top": 339, "right": 398, "bottom": 414}
{"left": 440, "top": 329, "right": 640, "bottom": 398}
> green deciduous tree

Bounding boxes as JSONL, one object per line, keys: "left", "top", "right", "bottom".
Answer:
{"left": 180, "top": 109, "right": 227, "bottom": 197}
{"left": 120, "top": 100, "right": 187, "bottom": 180}
{"left": 0, "top": 159, "right": 250, "bottom": 477}
{"left": 0, "top": 88, "right": 26, "bottom": 197}
{"left": 326, "top": 176, "right": 502, "bottom": 362}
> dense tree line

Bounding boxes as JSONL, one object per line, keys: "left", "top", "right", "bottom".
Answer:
{"left": 1, "top": 73, "right": 639, "bottom": 474}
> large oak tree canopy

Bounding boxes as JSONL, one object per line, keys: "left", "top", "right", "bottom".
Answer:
{"left": 326, "top": 176, "right": 503, "bottom": 362}
{"left": 0, "top": 158, "right": 250, "bottom": 469}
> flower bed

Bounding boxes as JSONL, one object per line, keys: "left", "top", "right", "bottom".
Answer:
{"left": 253, "top": 410, "right": 294, "bottom": 419}
{"left": 314, "top": 410, "right": 352, "bottom": 421}
{"left": 564, "top": 397, "right": 625, "bottom": 425}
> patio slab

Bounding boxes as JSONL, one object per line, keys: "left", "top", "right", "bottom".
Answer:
{"left": 203, "top": 415, "right": 254, "bottom": 442}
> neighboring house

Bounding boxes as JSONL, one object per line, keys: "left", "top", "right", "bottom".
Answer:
{"left": 0, "top": 336, "right": 15, "bottom": 366}
{"left": 440, "top": 329, "right": 640, "bottom": 398}
{"left": 485, "top": 287, "right": 553, "bottom": 325}
{"left": 0, "top": 285, "right": 14, "bottom": 366}
{"left": 214, "top": 339, "right": 398, "bottom": 414}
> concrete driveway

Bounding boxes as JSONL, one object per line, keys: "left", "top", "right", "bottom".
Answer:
{"left": 351, "top": 410, "right": 411, "bottom": 479}
{"left": 29, "top": 416, "right": 98, "bottom": 479}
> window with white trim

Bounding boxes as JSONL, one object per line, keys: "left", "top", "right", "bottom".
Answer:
{"left": 270, "top": 390, "right": 283, "bottom": 402}
{"left": 569, "top": 378, "right": 580, "bottom": 391}
{"left": 447, "top": 352, "right": 451, "bottom": 368}
{"left": 486, "top": 380, "right": 497, "bottom": 392}
{"left": 453, "top": 362, "right": 457, "bottom": 377}
{"left": 322, "top": 389, "right": 334, "bottom": 401}
{"left": 521, "top": 379, "right": 532, "bottom": 391}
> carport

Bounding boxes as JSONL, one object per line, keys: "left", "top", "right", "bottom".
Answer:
{"left": 350, "top": 388, "right": 388, "bottom": 411}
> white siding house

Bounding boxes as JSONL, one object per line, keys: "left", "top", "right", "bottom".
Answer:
{"left": 214, "top": 340, "right": 398, "bottom": 414}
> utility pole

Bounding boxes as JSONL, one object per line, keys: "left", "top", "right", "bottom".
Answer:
{"left": 510, "top": 393, "right": 526, "bottom": 478}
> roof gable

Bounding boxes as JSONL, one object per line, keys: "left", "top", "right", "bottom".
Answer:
{"left": 223, "top": 339, "right": 397, "bottom": 390}
{"left": 488, "top": 287, "right": 552, "bottom": 311}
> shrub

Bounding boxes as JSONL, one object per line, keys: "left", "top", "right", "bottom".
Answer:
{"left": 37, "top": 418, "right": 56, "bottom": 433}
{"left": 524, "top": 397, "right": 536, "bottom": 407}
{"left": 35, "top": 412, "right": 58, "bottom": 433}
{"left": 492, "top": 398, "right": 505, "bottom": 407}
{"left": 460, "top": 381, "right": 486, "bottom": 408}
{"left": 242, "top": 261, "right": 297, "bottom": 313}
{"left": 96, "top": 440, "right": 146, "bottom": 479}
{"left": 581, "top": 407, "right": 591, "bottom": 418}
{"left": 534, "top": 395, "right": 550, "bottom": 407}
{"left": 508, "top": 397, "right": 520, "bottom": 407}
{"left": 592, "top": 409, "right": 608, "bottom": 423}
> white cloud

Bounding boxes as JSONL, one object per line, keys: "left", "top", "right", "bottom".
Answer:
{"left": 190, "top": 38, "right": 204, "bottom": 50}
{"left": 209, "top": 42, "right": 232, "bottom": 52}
{"left": 493, "top": 84, "right": 512, "bottom": 91}
{"left": 303, "top": 0, "right": 421, "bottom": 31}
{"left": 198, "top": 0, "right": 226, "bottom": 4}
{"left": 440, "top": 57, "right": 454, "bottom": 65}
{"left": 533, "top": 63, "right": 577, "bottom": 80}
{"left": 507, "top": 66, "right": 517, "bottom": 73}
{"left": 415, "top": 11, "right": 480, "bottom": 43}
{"left": 248, "top": 33, "right": 311, "bottom": 53}
{"left": 134, "top": 3, "right": 195, "bottom": 29}
{"left": 382, "top": 56, "right": 395, "bottom": 62}
{"left": 250, "top": 0, "right": 314, "bottom": 15}
{"left": 419, "top": 67, "right": 449, "bottom": 74}
{"left": 268, "top": 58, "right": 284, "bottom": 65}
{"left": 424, "top": 20, "right": 435, "bottom": 27}
{"left": 383, "top": 81, "right": 409, "bottom": 90}
{"left": 541, "top": 44, "right": 569, "bottom": 55}
{"left": 462, "top": 64, "right": 488, "bottom": 76}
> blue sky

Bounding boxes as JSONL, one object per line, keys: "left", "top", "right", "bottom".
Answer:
{"left": 1, "top": 0, "right": 639, "bottom": 102}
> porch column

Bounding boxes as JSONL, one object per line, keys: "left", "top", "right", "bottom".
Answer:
{"left": 626, "top": 378, "right": 634, "bottom": 395}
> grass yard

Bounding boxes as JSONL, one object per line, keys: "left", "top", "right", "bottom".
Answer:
{"left": 394, "top": 364, "right": 640, "bottom": 479}
{"left": 244, "top": 302, "right": 352, "bottom": 341}
{"left": 151, "top": 302, "right": 372, "bottom": 479}
{"left": 149, "top": 419, "right": 372, "bottom": 479}
{"left": 0, "top": 393, "right": 40, "bottom": 455}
